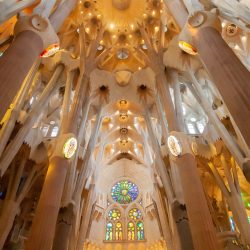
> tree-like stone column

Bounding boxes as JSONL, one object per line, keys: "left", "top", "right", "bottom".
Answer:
{"left": 26, "top": 26, "right": 107, "bottom": 250}
{"left": 0, "top": 14, "right": 58, "bottom": 121}
{"left": 139, "top": 23, "right": 220, "bottom": 249}
{"left": 180, "top": 10, "right": 250, "bottom": 181}
{"left": 180, "top": 11, "right": 250, "bottom": 181}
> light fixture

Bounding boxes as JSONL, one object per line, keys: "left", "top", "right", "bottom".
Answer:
{"left": 117, "top": 49, "right": 129, "bottom": 60}
{"left": 178, "top": 41, "right": 197, "bottom": 55}
{"left": 141, "top": 44, "right": 147, "bottom": 50}
{"left": 109, "top": 23, "right": 115, "bottom": 30}
{"left": 167, "top": 135, "right": 182, "bottom": 157}
{"left": 97, "top": 44, "right": 104, "bottom": 51}
{"left": 119, "top": 113, "right": 128, "bottom": 121}
{"left": 119, "top": 99, "right": 127, "bottom": 106}
{"left": 63, "top": 137, "right": 78, "bottom": 159}
{"left": 154, "top": 26, "right": 159, "bottom": 32}
{"left": 226, "top": 23, "right": 238, "bottom": 37}
{"left": 40, "top": 44, "right": 60, "bottom": 58}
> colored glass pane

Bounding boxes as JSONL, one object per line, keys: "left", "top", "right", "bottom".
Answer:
{"left": 129, "top": 208, "right": 142, "bottom": 220}
{"left": 111, "top": 180, "right": 139, "bottom": 204}
{"left": 106, "top": 222, "right": 113, "bottom": 240}
{"left": 108, "top": 209, "right": 121, "bottom": 221}
{"left": 115, "top": 222, "right": 123, "bottom": 240}
{"left": 137, "top": 221, "right": 144, "bottom": 240}
{"left": 127, "top": 221, "right": 135, "bottom": 240}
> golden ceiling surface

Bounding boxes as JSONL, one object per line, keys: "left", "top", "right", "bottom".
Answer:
{"left": 74, "top": 0, "right": 166, "bottom": 72}
{"left": 98, "top": 0, "right": 146, "bottom": 32}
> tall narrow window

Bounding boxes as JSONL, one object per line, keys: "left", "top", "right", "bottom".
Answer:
{"left": 115, "top": 222, "right": 123, "bottom": 240}
{"left": 136, "top": 221, "right": 144, "bottom": 240}
{"left": 51, "top": 126, "right": 59, "bottom": 137}
{"left": 106, "top": 222, "right": 113, "bottom": 241}
{"left": 127, "top": 221, "right": 135, "bottom": 240}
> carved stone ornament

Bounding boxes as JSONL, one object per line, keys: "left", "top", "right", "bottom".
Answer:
{"left": 30, "top": 14, "right": 49, "bottom": 31}
{"left": 188, "top": 11, "right": 207, "bottom": 28}
{"left": 14, "top": 15, "right": 59, "bottom": 49}
{"left": 168, "top": 131, "right": 193, "bottom": 158}
{"left": 63, "top": 137, "right": 78, "bottom": 159}
{"left": 115, "top": 70, "right": 132, "bottom": 86}
{"left": 167, "top": 135, "right": 182, "bottom": 157}
{"left": 226, "top": 23, "right": 238, "bottom": 37}
{"left": 51, "top": 133, "right": 77, "bottom": 159}
{"left": 112, "top": 0, "right": 131, "bottom": 10}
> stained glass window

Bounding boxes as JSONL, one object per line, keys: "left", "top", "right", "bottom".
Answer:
{"left": 137, "top": 222, "right": 144, "bottom": 240}
{"left": 115, "top": 222, "right": 123, "bottom": 240}
{"left": 129, "top": 208, "right": 142, "bottom": 221}
{"left": 106, "top": 222, "right": 113, "bottom": 240}
{"left": 111, "top": 180, "right": 139, "bottom": 204}
{"left": 108, "top": 209, "right": 121, "bottom": 221}
{"left": 127, "top": 222, "right": 135, "bottom": 240}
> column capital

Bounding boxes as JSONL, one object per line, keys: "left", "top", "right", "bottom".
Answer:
{"left": 51, "top": 133, "right": 77, "bottom": 160}
{"left": 14, "top": 14, "right": 59, "bottom": 51}
{"left": 178, "top": 10, "right": 222, "bottom": 51}
{"left": 167, "top": 131, "right": 193, "bottom": 159}
{"left": 42, "top": 50, "right": 80, "bottom": 72}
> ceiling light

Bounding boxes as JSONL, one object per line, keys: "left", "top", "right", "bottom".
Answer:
{"left": 178, "top": 41, "right": 197, "bottom": 55}
{"left": 109, "top": 23, "right": 115, "bottom": 30}
{"left": 154, "top": 26, "right": 159, "bottom": 32}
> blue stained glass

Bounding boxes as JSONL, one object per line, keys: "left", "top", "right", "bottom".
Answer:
{"left": 111, "top": 180, "right": 139, "bottom": 204}
{"left": 137, "top": 221, "right": 144, "bottom": 240}
{"left": 106, "top": 222, "right": 113, "bottom": 240}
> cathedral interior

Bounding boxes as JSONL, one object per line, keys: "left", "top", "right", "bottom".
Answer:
{"left": 0, "top": 0, "right": 250, "bottom": 250}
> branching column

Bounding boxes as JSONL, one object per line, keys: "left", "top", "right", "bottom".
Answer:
{"left": 0, "top": 15, "right": 58, "bottom": 121}
{"left": 184, "top": 11, "right": 250, "bottom": 179}
{"left": 25, "top": 72, "right": 89, "bottom": 250}
{"left": 139, "top": 23, "right": 220, "bottom": 249}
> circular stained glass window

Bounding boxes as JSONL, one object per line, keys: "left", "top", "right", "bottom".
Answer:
{"left": 129, "top": 208, "right": 142, "bottom": 220}
{"left": 108, "top": 209, "right": 121, "bottom": 221}
{"left": 111, "top": 180, "right": 139, "bottom": 204}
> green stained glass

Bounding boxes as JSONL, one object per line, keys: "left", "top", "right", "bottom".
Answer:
{"left": 106, "top": 222, "right": 113, "bottom": 241}
{"left": 108, "top": 209, "right": 121, "bottom": 221}
{"left": 129, "top": 208, "right": 142, "bottom": 220}
{"left": 137, "top": 221, "right": 144, "bottom": 240}
{"left": 111, "top": 180, "right": 139, "bottom": 204}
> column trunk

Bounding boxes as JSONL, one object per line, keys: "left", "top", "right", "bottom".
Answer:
{"left": 175, "top": 153, "right": 220, "bottom": 250}
{"left": 0, "top": 200, "right": 19, "bottom": 249}
{"left": 52, "top": 205, "right": 74, "bottom": 250}
{"left": 26, "top": 156, "right": 69, "bottom": 250}
{"left": 193, "top": 26, "right": 250, "bottom": 148}
{"left": 0, "top": 30, "right": 43, "bottom": 121}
